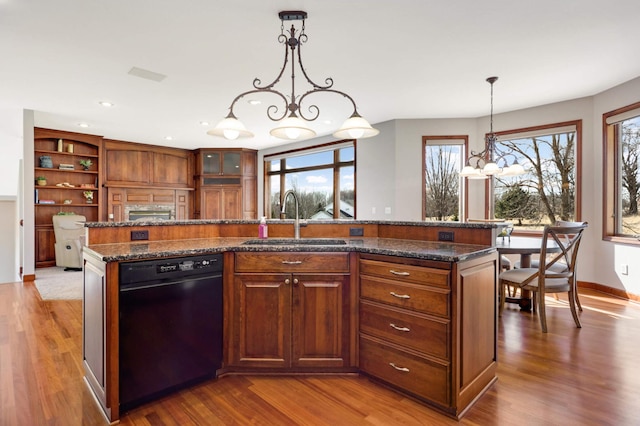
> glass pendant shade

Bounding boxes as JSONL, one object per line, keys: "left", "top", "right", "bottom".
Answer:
{"left": 207, "top": 115, "right": 254, "bottom": 140}
{"left": 459, "top": 165, "right": 478, "bottom": 177}
{"left": 482, "top": 162, "right": 501, "bottom": 175}
{"left": 270, "top": 114, "right": 317, "bottom": 140}
{"left": 333, "top": 114, "right": 380, "bottom": 139}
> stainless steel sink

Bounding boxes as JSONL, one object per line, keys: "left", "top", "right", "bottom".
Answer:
{"left": 242, "top": 238, "right": 347, "bottom": 246}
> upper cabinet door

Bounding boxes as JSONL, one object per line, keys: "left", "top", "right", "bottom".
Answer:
{"left": 202, "top": 152, "right": 221, "bottom": 174}
{"left": 222, "top": 152, "right": 241, "bottom": 175}
{"left": 201, "top": 151, "right": 242, "bottom": 176}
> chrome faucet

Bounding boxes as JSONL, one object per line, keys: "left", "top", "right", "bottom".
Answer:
{"left": 280, "top": 190, "right": 300, "bottom": 239}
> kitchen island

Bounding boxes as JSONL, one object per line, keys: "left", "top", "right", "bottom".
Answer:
{"left": 81, "top": 220, "right": 500, "bottom": 422}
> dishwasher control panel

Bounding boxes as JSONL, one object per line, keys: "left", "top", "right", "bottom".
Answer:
{"left": 157, "top": 258, "right": 218, "bottom": 274}
{"left": 120, "top": 254, "right": 224, "bottom": 286}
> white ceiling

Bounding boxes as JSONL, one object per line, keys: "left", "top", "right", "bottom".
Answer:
{"left": 2, "top": 0, "right": 639, "bottom": 150}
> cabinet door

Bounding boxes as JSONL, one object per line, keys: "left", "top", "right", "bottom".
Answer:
{"left": 201, "top": 187, "right": 241, "bottom": 219}
{"left": 231, "top": 273, "right": 290, "bottom": 368}
{"left": 292, "top": 273, "right": 350, "bottom": 368}
{"left": 35, "top": 226, "right": 56, "bottom": 267}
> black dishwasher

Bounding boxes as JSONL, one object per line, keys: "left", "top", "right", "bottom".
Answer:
{"left": 119, "top": 254, "right": 223, "bottom": 412}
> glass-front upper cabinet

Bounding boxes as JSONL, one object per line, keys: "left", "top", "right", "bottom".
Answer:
{"left": 201, "top": 151, "right": 241, "bottom": 175}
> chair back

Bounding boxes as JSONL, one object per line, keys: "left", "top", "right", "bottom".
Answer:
{"left": 538, "top": 221, "right": 588, "bottom": 286}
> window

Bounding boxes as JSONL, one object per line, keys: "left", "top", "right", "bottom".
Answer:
{"left": 604, "top": 102, "right": 640, "bottom": 241}
{"left": 491, "top": 121, "right": 582, "bottom": 231}
{"left": 423, "top": 136, "right": 467, "bottom": 221}
{"left": 264, "top": 141, "right": 355, "bottom": 220}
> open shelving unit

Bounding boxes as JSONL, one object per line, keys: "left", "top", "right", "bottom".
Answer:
{"left": 34, "top": 128, "right": 102, "bottom": 267}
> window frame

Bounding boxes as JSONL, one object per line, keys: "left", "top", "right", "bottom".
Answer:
{"left": 603, "top": 101, "right": 640, "bottom": 245}
{"left": 263, "top": 140, "right": 356, "bottom": 220}
{"left": 422, "top": 135, "right": 468, "bottom": 222}
{"left": 486, "top": 120, "right": 583, "bottom": 235}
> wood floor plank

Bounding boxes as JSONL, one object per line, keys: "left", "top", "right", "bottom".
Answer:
{"left": 2, "top": 278, "right": 640, "bottom": 425}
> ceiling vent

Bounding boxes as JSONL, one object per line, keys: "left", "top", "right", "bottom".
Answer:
{"left": 127, "top": 67, "right": 167, "bottom": 82}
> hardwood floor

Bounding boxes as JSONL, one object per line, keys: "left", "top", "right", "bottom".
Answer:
{"left": 2, "top": 279, "right": 639, "bottom": 425}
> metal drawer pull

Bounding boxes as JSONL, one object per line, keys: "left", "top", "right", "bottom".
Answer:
{"left": 389, "top": 270, "right": 410, "bottom": 276}
{"left": 282, "top": 260, "right": 303, "bottom": 265}
{"left": 389, "top": 323, "right": 410, "bottom": 332}
{"left": 390, "top": 291, "right": 411, "bottom": 299}
{"left": 389, "top": 362, "right": 410, "bottom": 372}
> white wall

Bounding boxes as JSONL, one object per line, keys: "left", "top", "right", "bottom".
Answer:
{"left": 0, "top": 107, "right": 25, "bottom": 281}
{"left": 0, "top": 197, "right": 19, "bottom": 283}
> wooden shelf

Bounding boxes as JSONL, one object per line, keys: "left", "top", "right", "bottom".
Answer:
{"left": 36, "top": 186, "right": 98, "bottom": 190}
{"left": 35, "top": 149, "right": 99, "bottom": 158}
{"left": 36, "top": 204, "right": 98, "bottom": 207}
{"left": 35, "top": 167, "right": 98, "bottom": 174}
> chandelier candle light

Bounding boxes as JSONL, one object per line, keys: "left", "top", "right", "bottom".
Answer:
{"left": 459, "top": 77, "right": 525, "bottom": 179}
{"left": 207, "top": 11, "right": 379, "bottom": 141}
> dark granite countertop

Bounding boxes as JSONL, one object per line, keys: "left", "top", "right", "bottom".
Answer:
{"left": 83, "top": 237, "right": 496, "bottom": 263}
{"left": 85, "top": 218, "right": 505, "bottom": 229}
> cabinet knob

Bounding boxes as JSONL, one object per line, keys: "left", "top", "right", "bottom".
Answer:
{"left": 285, "top": 278, "right": 290, "bottom": 285}
{"left": 293, "top": 278, "right": 299, "bottom": 286}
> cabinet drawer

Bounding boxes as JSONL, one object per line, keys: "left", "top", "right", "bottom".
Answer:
{"left": 235, "top": 252, "right": 350, "bottom": 273}
{"left": 360, "top": 335, "right": 450, "bottom": 407}
{"left": 360, "top": 300, "right": 449, "bottom": 359}
{"left": 360, "top": 259, "right": 449, "bottom": 288}
{"left": 360, "top": 275, "right": 449, "bottom": 317}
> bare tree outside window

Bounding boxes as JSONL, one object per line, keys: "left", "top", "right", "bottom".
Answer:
{"left": 493, "top": 122, "right": 580, "bottom": 230}
{"left": 424, "top": 144, "right": 462, "bottom": 221}
{"left": 620, "top": 117, "right": 640, "bottom": 235}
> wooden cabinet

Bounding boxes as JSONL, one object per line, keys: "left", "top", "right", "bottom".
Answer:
{"left": 194, "top": 149, "right": 257, "bottom": 219}
{"left": 358, "top": 252, "right": 498, "bottom": 419}
{"left": 200, "top": 187, "right": 241, "bottom": 220}
{"left": 103, "top": 140, "right": 193, "bottom": 188}
{"left": 228, "top": 252, "right": 354, "bottom": 370}
{"left": 34, "top": 128, "right": 102, "bottom": 267}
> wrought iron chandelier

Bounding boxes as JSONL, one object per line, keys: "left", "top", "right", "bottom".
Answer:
{"left": 207, "top": 11, "right": 379, "bottom": 141}
{"left": 460, "top": 77, "right": 525, "bottom": 179}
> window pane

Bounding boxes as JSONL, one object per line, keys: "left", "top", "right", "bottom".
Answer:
{"left": 265, "top": 142, "right": 355, "bottom": 220}
{"left": 268, "top": 175, "right": 281, "bottom": 219}
{"left": 424, "top": 144, "right": 462, "bottom": 221}
{"left": 282, "top": 169, "right": 334, "bottom": 220}
{"left": 286, "top": 151, "right": 333, "bottom": 169}
{"left": 267, "top": 159, "right": 280, "bottom": 173}
{"left": 618, "top": 116, "right": 640, "bottom": 236}
{"left": 340, "top": 147, "right": 354, "bottom": 162}
{"left": 339, "top": 166, "right": 355, "bottom": 218}
{"left": 494, "top": 129, "right": 576, "bottom": 230}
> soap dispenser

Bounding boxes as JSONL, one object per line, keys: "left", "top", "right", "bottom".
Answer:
{"left": 258, "top": 216, "right": 268, "bottom": 239}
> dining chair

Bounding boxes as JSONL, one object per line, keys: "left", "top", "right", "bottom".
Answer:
{"left": 498, "top": 221, "right": 588, "bottom": 332}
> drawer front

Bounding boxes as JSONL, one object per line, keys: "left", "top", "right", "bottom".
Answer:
{"left": 359, "top": 259, "right": 450, "bottom": 288}
{"left": 360, "top": 275, "right": 449, "bottom": 317}
{"left": 235, "top": 252, "right": 350, "bottom": 273}
{"left": 360, "top": 301, "right": 449, "bottom": 359}
{"left": 359, "top": 335, "right": 450, "bottom": 407}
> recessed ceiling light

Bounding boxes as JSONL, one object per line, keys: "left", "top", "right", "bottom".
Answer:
{"left": 99, "top": 101, "right": 114, "bottom": 107}
{"left": 164, "top": 136, "right": 173, "bottom": 141}
{"left": 200, "top": 121, "right": 210, "bottom": 126}
{"left": 248, "top": 99, "right": 261, "bottom": 105}
{"left": 78, "top": 123, "right": 90, "bottom": 128}
{"left": 323, "top": 120, "right": 332, "bottom": 125}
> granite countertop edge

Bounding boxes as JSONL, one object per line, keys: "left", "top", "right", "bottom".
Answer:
{"left": 85, "top": 219, "right": 506, "bottom": 229}
{"left": 83, "top": 237, "right": 497, "bottom": 264}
